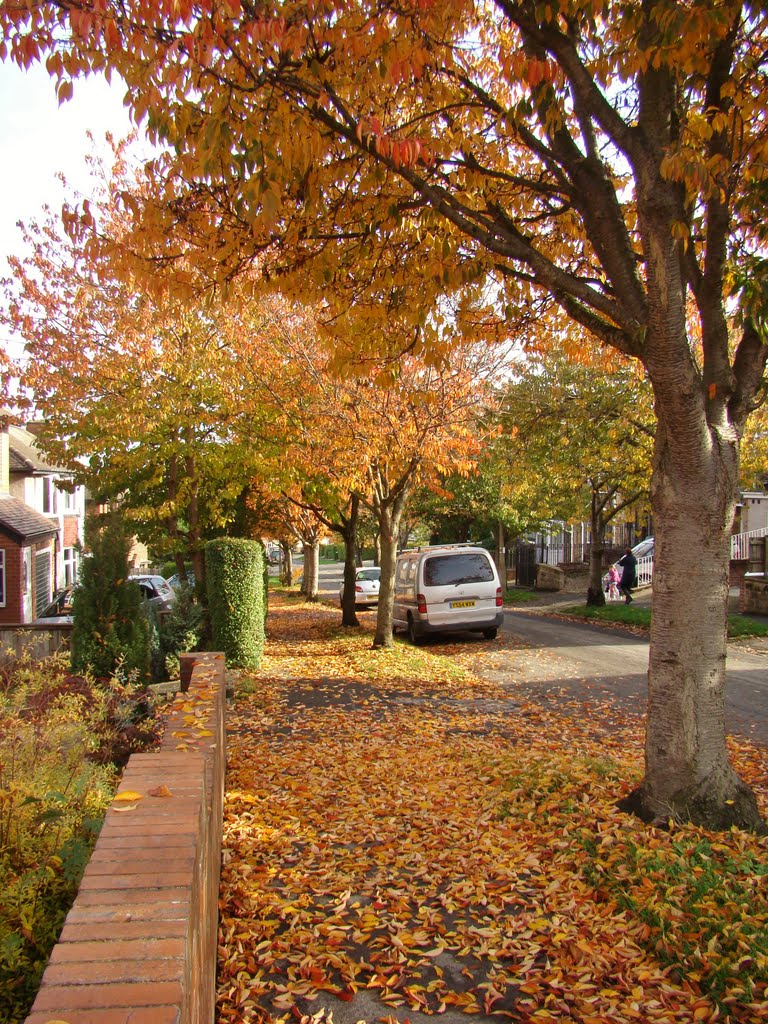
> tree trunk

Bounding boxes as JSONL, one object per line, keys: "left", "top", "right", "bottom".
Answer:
{"left": 302, "top": 540, "right": 319, "bottom": 601}
{"left": 340, "top": 496, "right": 360, "bottom": 627}
{"left": 495, "top": 520, "right": 506, "bottom": 595}
{"left": 280, "top": 540, "right": 292, "bottom": 587}
{"left": 174, "top": 550, "right": 187, "bottom": 579}
{"left": 373, "top": 505, "right": 401, "bottom": 648}
{"left": 621, "top": 419, "right": 765, "bottom": 832}
{"left": 587, "top": 495, "right": 607, "bottom": 607}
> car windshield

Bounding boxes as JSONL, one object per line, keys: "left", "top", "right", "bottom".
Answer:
{"left": 423, "top": 553, "right": 494, "bottom": 586}
{"left": 357, "top": 569, "right": 381, "bottom": 581}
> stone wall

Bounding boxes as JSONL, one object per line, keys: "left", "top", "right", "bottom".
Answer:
{"left": 24, "top": 651, "right": 226, "bottom": 1024}
{"left": 740, "top": 576, "right": 768, "bottom": 616}
{"left": 535, "top": 563, "right": 565, "bottom": 591}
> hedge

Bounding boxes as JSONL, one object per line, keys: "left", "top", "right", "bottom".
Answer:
{"left": 205, "top": 538, "right": 265, "bottom": 669}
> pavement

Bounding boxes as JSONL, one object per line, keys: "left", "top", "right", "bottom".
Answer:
{"left": 509, "top": 580, "right": 743, "bottom": 614}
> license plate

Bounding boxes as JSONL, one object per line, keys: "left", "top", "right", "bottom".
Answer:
{"left": 451, "top": 600, "right": 476, "bottom": 608}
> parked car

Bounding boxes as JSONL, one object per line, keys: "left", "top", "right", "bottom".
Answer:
{"left": 392, "top": 544, "right": 503, "bottom": 644}
{"left": 33, "top": 574, "right": 175, "bottom": 625}
{"left": 34, "top": 587, "right": 75, "bottom": 625}
{"left": 166, "top": 570, "right": 196, "bottom": 590}
{"left": 129, "top": 574, "right": 176, "bottom": 612}
{"left": 339, "top": 566, "right": 381, "bottom": 608}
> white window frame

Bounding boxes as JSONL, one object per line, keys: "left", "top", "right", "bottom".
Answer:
{"left": 0, "top": 549, "right": 6, "bottom": 607}
{"left": 63, "top": 547, "right": 78, "bottom": 587}
{"left": 61, "top": 484, "right": 77, "bottom": 513}
{"left": 42, "top": 478, "right": 57, "bottom": 515}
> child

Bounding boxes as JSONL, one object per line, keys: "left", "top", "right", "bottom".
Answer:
{"left": 607, "top": 564, "right": 620, "bottom": 601}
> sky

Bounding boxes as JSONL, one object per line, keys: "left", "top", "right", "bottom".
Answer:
{"left": 0, "top": 58, "right": 134, "bottom": 357}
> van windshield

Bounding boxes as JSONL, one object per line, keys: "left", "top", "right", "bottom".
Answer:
{"left": 423, "top": 553, "right": 494, "bottom": 586}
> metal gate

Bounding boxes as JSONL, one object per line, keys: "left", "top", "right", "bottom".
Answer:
{"left": 515, "top": 543, "right": 537, "bottom": 587}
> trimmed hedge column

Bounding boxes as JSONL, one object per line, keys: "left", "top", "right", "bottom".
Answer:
{"left": 205, "top": 538, "right": 265, "bottom": 668}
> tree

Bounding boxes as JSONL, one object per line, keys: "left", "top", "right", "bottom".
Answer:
{"left": 497, "top": 355, "right": 655, "bottom": 604}
{"left": 6, "top": 1, "right": 768, "bottom": 827}
{"left": 1, "top": 170, "right": 279, "bottom": 589}
{"left": 71, "top": 511, "right": 151, "bottom": 681}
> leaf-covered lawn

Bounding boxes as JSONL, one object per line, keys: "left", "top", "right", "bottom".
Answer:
{"left": 218, "top": 596, "right": 768, "bottom": 1024}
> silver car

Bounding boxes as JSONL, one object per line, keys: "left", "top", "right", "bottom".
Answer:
{"left": 129, "top": 574, "right": 176, "bottom": 612}
{"left": 339, "top": 567, "right": 381, "bottom": 608}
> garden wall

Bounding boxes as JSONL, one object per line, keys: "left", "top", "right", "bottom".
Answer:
{"left": 23, "top": 650, "right": 227, "bottom": 1024}
{"left": 741, "top": 575, "right": 768, "bottom": 616}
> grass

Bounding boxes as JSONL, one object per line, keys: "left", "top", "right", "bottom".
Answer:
{"left": 503, "top": 587, "right": 545, "bottom": 605}
{"left": 560, "top": 601, "right": 768, "bottom": 638}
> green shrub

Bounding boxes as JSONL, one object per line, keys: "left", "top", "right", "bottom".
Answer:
{"left": 205, "top": 538, "right": 265, "bottom": 668}
{"left": 71, "top": 513, "right": 151, "bottom": 682}
{"left": 157, "top": 583, "right": 207, "bottom": 680}
{"left": 0, "top": 653, "right": 161, "bottom": 1023}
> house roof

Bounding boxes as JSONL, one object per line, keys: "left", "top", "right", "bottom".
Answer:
{"left": 0, "top": 496, "right": 58, "bottom": 541}
{"left": 8, "top": 424, "right": 69, "bottom": 475}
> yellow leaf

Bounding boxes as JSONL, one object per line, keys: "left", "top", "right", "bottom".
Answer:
{"left": 114, "top": 790, "right": 143, "bottom": 802}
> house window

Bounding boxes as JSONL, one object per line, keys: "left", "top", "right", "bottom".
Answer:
{"left": 63, "top": 547, "right": 78, "bottom": 587}
{"left": 61, "top": 485, "right": 77, "bottom": 513}
{"left": 0, "top": 549, "right": 5, "bottom": 607}
{"left": 42, "top": 478, "right": 57, "bottom": 515}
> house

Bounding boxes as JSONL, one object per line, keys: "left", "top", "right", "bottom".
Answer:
{"left": 0, "top": 423, "right": 86, "bottom": 623}
{"left": 735, "top": 490, "right": 768, "bottom": 536}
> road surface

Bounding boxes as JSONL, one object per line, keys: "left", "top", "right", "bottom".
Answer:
{"left": 501, "top": 608, "right": 768, "bottom": 746}
{"left": 315, "top": 561, "right": 768, "bottom": 745}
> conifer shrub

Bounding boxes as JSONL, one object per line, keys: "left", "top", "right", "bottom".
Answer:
{"left": 205, "top": 538, "right": 265, "bottom": 668}
{"left": 70, "top": 513, "right": 151, "bottom": 682}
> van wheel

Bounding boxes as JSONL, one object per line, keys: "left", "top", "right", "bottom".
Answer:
{"left": 407, "top": 617, "right": 423, "bottom": 646}
{"left": 482, "top": 627, "right": 498, "bottom": 640}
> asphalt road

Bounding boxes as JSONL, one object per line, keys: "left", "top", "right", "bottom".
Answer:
{"left": 501, "top": 608, "right": 768, "bottom": 747}
{"left": 316, "top": 561, "right": 768, "bottom": 746}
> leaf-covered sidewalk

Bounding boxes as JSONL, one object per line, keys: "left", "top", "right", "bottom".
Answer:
{"left": 217, "top": 595, "right": 768, "bottom": 1024}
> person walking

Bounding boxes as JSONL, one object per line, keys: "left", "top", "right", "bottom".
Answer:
{"left": 617, "top": 547, "right": 638, "bottom": 604}
{"left": 607, "top": 563, "right": 621, "bottom": 601}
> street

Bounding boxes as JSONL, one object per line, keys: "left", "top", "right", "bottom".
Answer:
{"left": 316, "top": 561, "right": 768, "bottom": 747}
{"left": 501, "top": 608, "right": 768, "bottom": 747}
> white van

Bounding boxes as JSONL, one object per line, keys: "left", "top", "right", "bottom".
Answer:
{"left": 393, "top": 544, "right": 504, "bottom": 644}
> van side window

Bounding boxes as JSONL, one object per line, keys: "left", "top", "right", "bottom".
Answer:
{"left": 424, "top": 553, "right": 494, "bottom": 586}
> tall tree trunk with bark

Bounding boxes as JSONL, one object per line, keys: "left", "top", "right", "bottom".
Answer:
{"left": 301, "top": 539, "right": 319, "bottom": 601}
{"left": 619, "top": 145, "right": 766, "bottom": 830}
{"left": 373, "top": 503, "right": 405, "bottom": 649}
{"left": 339, "top": 494, "right": 361, "bottom": 627}
{"left": 587, "top": 487, "right": 607, "bottom": 607}
{"left": 280, "top": 540, "right": 292, "bottom": 588}
{"left": 371, "top": 470, "right": 413, "bottom": 649}
{"left": 495, "top": 521, "right": 506, "bottom": 595}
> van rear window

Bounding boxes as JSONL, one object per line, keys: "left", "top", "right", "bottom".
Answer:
{"left": 423, "top": 553, "right": 494, "bottom": 586}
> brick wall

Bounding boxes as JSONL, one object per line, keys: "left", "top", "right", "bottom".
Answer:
{"left": 24, "top": 651, "right": 227, "bottom": 1024}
